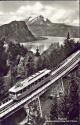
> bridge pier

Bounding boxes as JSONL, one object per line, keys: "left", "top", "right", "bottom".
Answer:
{"left": 24, "top": 95, "right": 43, "bottom": 124}
{"left": 56, "top": 78, "right": 64, "bottom": 98}
{"left": 0, "top": 121, "right": 1, "bottom": 125}
{"left": 37, "top": 96, "right": 43, "bottom": 117}
{"left": 58, "top": 78, "right": 64, "bottom": 96}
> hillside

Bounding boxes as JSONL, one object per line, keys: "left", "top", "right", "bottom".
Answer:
{"left": 0, "top": 21, "right": 36, "bottom": 43}
{"left": 25, "top": 15, "right": 79, "bottom": 38}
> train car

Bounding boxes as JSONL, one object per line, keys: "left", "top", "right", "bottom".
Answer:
{"left": 9, "top": 68, "right": 51, "bottom": 101}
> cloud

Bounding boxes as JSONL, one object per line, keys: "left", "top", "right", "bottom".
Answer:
{"left": 0, "top": 1, "right": 79, "bottom": 26}
{"left": 0, "top": 12, "right": 3, "bottom": 15}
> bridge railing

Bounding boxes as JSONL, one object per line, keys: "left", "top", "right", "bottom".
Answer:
{"left": 51, "top": 50, "right": 80, "bottom": 73}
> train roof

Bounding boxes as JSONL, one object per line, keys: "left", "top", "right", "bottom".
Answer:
{"left": 9, "top": 69, "right": 51, "bottom": 93}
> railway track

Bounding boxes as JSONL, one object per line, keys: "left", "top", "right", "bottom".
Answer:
{"left": 0, "top": 99, "right": 13, "bottom": 113}
{"left": 52, "top": 50, "right": 80, "bottom": 73}
{"left": 0, "top": 50, "right": 80, "bottom": 119}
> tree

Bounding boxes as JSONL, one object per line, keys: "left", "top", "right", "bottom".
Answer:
{"left": 17, "top": 56, "right": 25, "bottom": 79}
{"left": 7, "top": 42, "right": 28, "bottom": 85}
{"left": 64, "top": 37, "right": 76, "bottom": 57}
{"left": 50, "top": 95, "right": 58, "bottom": 120}
{"left": 36, "top": 56, "right": 43, "bottom": 71}
{"left": 20, "top": 44, "right": 28, "bottom": 56}
{"left": 26, "top": 56, "right": 36, "bottom": 77}
{"left": 0, "top": 38, "right": 8, "bottom": 76}
{"left": 67, "top": 79, "right": 79, "bottom": 120}
{"left": 7, "top": 42, "right": 27, "bottom": 63}
{"left": 0, "top": 77, "right": 5, "bottom": 97}
{"left": 57, "top": 93, "right": 68, "bottom": 119}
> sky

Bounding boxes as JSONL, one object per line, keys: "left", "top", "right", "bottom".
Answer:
{"left": 0, "top": 0, "right": 79, "bottom": 26}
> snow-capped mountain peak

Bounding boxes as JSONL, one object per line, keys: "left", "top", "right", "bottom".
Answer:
{"left": 25, "top": 15, "right": 52, "bottom": 25}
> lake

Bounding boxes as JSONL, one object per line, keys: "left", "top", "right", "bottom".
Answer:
{"left": 20, "top": 36, "right": 80, "bottom": 54}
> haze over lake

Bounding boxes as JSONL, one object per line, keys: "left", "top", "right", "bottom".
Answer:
{"left": 21, "top": 36, "right": 80, "bottom": 54}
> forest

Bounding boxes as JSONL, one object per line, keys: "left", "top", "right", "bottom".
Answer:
{"left": 0, "top": 33, "right": 80, "bottom": 122}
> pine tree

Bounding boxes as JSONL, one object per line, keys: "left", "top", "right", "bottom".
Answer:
{"left": 50, "top": 95, "right": 58, "bottom": 120}
{"left": 0, "top": 38, "right": 8, "bottom": 76}
{"left": 26, "top": 56, "right": 35, "bottom": 77}
{"left": 67, "top": 79, "right": 79, "bottom": 120}
{"left": 64, "top": 32, "right": 76, "bottom": 57}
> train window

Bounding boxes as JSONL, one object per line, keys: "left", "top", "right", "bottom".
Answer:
{"left": 37, "top": 78, "right": 41, "bottom": 83}
{"left": 33, "top": 82, "right": 35, "bottom": 86}
{"left": 23, "top": 87, "right": 26, "bottom": 92}
{"left": 37, "top": 79, "right": 39, "bottom": 83}
{"left": 39, "top": 79, "right": 41, "bottom": 82}
{"left": 35, "top": 81, "right": 37, "bottom": 85}
{"left": 27, "top": 85, "right": 30, "bottom": 89}
{"left": 41, "top": 76, "right": 44, "bottom": 80}
{"left": 45, "top": 74, "right": 49, "bottom": 78}
{"left": 17, "top": 91, "right": 19, "bottom": 94}
{"left": 45, "top": 74, "right": 47, "bottom": 78}
{"left": 41, "top": 77, "right": 43, "bottom": 80}
{"left": 20, "top": 90, "right": 22, "bottom": 93}
{"left": 42, "top": 76, "right": 45, "bottom": 80}
{"left": 17, "top": 90, "right": 22, "bottom": 94}
{"left": 37, "top": 79, "right": 40, "bottom": 82}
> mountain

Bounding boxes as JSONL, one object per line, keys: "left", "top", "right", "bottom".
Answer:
{"left": 0, "top": 21, "right": 36, "bottom": 43}
{"left": 25, "top": 15, "right": 52, "bottom": 26}
{"left": 25, "top": 15, "right": 79, "bottom": 38}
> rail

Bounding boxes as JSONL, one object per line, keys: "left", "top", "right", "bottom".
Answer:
{"left": 52, "top": 50, "right": 80, "bottom": 73}
{"left": 0, "top": 50, "right": 80, "bottom": 120}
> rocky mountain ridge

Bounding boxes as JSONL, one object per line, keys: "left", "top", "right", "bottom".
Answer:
{"left": 25, "top": 15, "right": 52, "bottom": 26}
{"left": 0, "top": 21, "right": 36, "bottom": 43}
{"left": 25, "top": 15, "right": 79, "bottom": 38}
